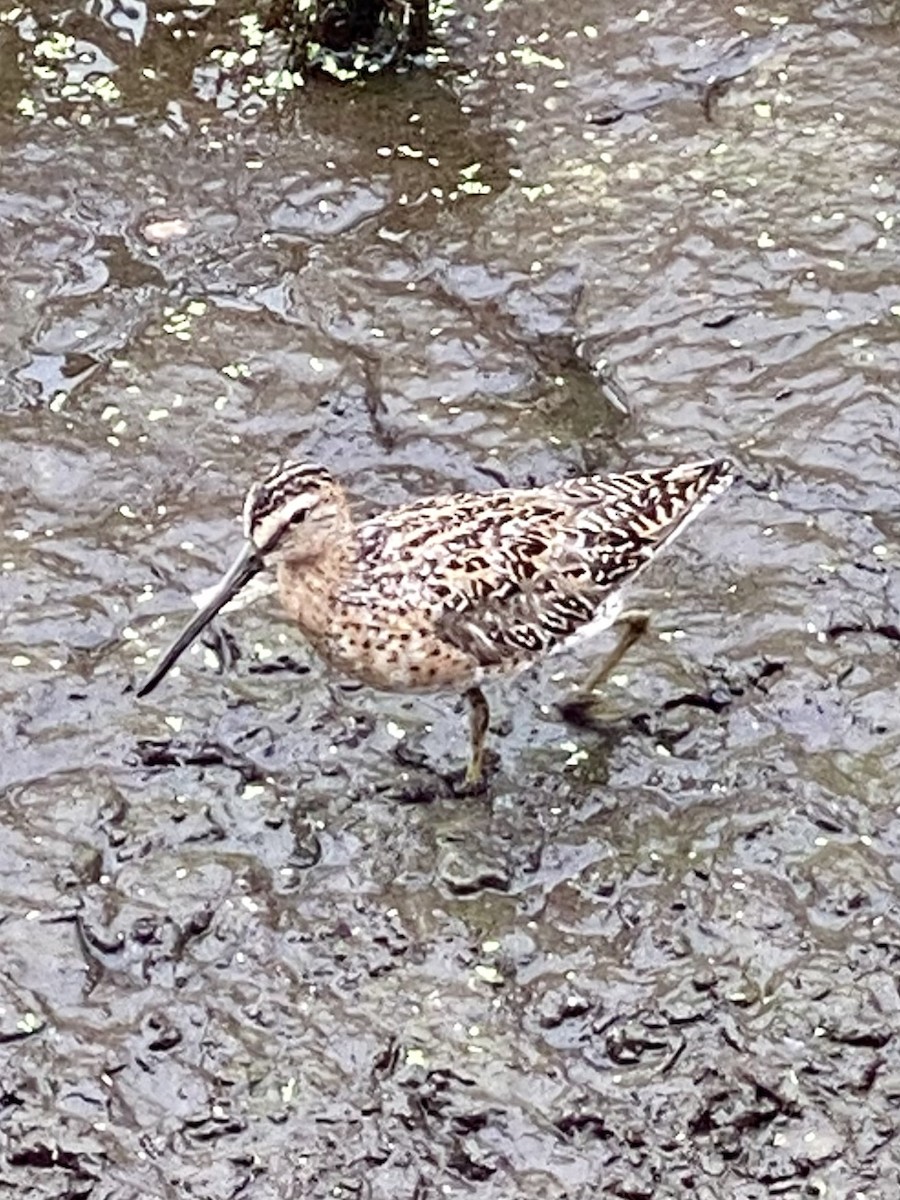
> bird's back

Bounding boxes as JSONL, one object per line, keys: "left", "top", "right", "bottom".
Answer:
{"left": 341, "top": 460, "right": 733, "bottom": 679}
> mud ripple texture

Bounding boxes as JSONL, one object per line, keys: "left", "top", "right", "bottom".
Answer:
{"left": 0, "top": 1, "right": 898, "bottom": 1197}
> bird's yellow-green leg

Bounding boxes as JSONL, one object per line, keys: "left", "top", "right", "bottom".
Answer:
{"left": 579, "top": 610, "right": 650, "bottom": 696}
{"left": 464, "top": 685, "right": 490, "bottom": 785}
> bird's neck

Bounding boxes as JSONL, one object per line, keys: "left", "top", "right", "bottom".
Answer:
{"left": 276, "top": 529, "right": 359, "bottom": 635}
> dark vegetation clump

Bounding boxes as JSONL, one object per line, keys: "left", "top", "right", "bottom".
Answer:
{"left": 265, "top": 0, "right": 431, "bottom": 75}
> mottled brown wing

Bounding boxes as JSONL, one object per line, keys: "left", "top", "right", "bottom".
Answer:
{"left": 431, "top": 534, "right": 638, "bottom": 669}
{"left": 431, "top": 460, "right": 733, "bottom": 669}
{"left": 350, "top": 460, "right": 733, "bottom": 670}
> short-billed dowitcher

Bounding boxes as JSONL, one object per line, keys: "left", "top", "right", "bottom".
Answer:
{"left": 137, "top": 459, "right": 733, "bottom": 784}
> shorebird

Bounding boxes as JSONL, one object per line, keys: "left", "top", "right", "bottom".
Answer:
{"left": 137, "top": 459, "right": 733, "bottom": 784}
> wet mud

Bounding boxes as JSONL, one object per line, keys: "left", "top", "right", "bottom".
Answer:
{"left": 1, "top": 1, "right": 899, "bottom": 1197}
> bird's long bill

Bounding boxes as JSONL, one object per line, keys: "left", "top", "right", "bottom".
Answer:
{"left": 136, "top": 540, "right": 263, "bottom": 698}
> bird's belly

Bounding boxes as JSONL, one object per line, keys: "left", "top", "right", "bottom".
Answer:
{"left": 303, "top": 609, "right": 480, "bottom": 694}
{"left": 291, "top": 586, "right": 626, "bottom": 694}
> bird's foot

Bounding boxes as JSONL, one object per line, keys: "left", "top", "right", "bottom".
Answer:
{"left": 448, "top": 749, "right": 500, "bottom": 796}
{"left": 557, "top": 692, "right": 624, "bottom": 731}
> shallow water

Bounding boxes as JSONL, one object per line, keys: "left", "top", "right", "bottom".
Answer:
{"left": 1, "top": 1, "right": 899, "bottom": 1197}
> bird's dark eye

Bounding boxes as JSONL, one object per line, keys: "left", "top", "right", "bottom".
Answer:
{"left": 289, "top": 508, "right": 307, "bottom": 526}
